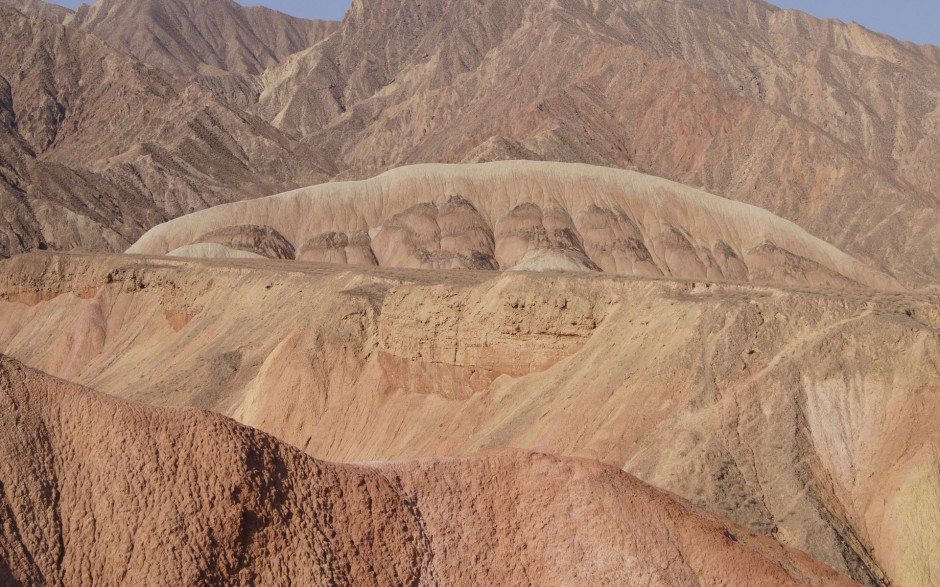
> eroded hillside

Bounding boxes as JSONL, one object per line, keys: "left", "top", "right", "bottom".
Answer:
{"left": 254, "top": 0, "right": 940, "bottom": 284}
{"left": 0, "top": 354, "right": 858, "bottom": 586}
{"left": 1, "top": 252, "right": 937, "bottom": 585}
{"left": 0, "top": 3, "right": 334, "bottom": 256}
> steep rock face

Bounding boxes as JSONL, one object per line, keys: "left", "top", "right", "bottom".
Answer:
{"left": 0, "top": 354, "right": 857, "bottom": 586}
{"left": 67, "top": 0, "right": 339, "bottom": 77}
{"left": 1, "top": 253, "right": 938, "bottom": 585}
{"left": 0, "top": 5, "right": 333, "bottom": 257}
{"left": 253, "top": 0, "right": 940, "bottom": 284}
{"left": 128, "top": 161, "right": 897, "bottom": 290}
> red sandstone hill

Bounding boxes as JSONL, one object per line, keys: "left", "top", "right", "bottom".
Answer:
{"left": 0, "top": 354, "right": 858, "bottom": 585}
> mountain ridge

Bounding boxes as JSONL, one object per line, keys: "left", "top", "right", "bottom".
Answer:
{"left": 66, "top": 0, "right": 340, "bottom": 76}
{"left": 0, "top": 352, "right": 860, "bottom": 586}
{"left": 0, "top": 3, "right": 334, "bottom": 256}
{"left": 251, "top": 0, "right": 940, "bottom": 285}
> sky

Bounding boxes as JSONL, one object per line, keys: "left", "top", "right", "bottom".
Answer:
{"left": 46, "top": 1, "right": 938, "bottom": 45}
{"left": 770, "top": 1, "right": 938, "bottom": 45}
{"left": 235, "top": 1, "right": 351, "bottom": 21}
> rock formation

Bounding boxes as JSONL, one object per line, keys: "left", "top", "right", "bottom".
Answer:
{"left": 3, "top": 0, "right": 940, "bottom": 288}
{"left": 252, "top": 0, "right": 940, "bottom": 285}
{"left": 1, "top": 252, "right": 937, "bottom": 585}
{"left": 0, "top": 354, "right": 858, "bottom": 586}
{"left": 0, "top": 1, "right": 937, "bottom": 585}
{"left": 0, "top": 0, "right": 70, "bottom": 22}
{"left": 128, "top": 161, "right": 898, "bottom": 289}
{"left": 67, "top": 0, "right": 339, "bottom": 77}
{"left": 194, "top": 225, "right": 296, "bottom": 259}
{"left": 0, "top": 4, "right": 333, "bottom": 257}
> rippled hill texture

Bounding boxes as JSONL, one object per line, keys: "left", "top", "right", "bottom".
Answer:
{"left": 128, "top": 161, "right": 898, "bottom": 289}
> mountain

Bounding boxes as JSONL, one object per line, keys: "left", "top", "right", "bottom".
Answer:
{"left": 127, "top": 161, "right": 898, "bottom": 290}
{"left": 4, "top": 251, "right": 939, "bottom": 585}
{"left": 252, "top": 0, "right": 940, "bottom": 286}
{"left": 0, "top": 4, "right": 333, "bottom": 256}
{"left": 0, "top": 0, "right": 71, "bottom": 22}
{"left": 0, "top": 1, "right": 939, "bottom": 585}
{"left": 0, "top": 354, "right": 857, "bottom": 586}
{"left": 67, "top": 0, "right": 340, "bottom": 77}
{"left": 4, "top": 0, "right": 940, "bottom": 287}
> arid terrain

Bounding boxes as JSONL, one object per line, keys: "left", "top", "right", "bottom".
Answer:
{"left": 0, "top": 354, "right": 862, "bottom": 585}
{"left": 2, "top": 0, "right": 940, "bottom": 285}
{"left": 2, "top": 251, "right": 938, "bottom": 585}
{"left": 0, "top": 0, "right": 937, "bottom": 585}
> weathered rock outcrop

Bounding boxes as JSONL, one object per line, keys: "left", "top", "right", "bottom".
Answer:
{"left": 252, "top": 0, "right": 940, "bottom": 285}
{"left": 0, "top": 354, "right": 857, "bottom": 586}
{"left": 0, "top": 4, "right": 333, "bottom": 257}
{"left": 128, "top": 162, "right": 897, "bottom": 289}
{"left": 1, "top": 252, "right": 936, "bottom": 585}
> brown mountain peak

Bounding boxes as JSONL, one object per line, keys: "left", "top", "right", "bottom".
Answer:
{"left": 0, "top": 0, "right": 73, "bottom": 22}
{"left": 66, "top": 0, "right": 340, "bottom": 76}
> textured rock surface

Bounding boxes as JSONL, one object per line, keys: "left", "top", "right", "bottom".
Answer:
{"left": 195, "top": 225, "right": 296, "bottom": 259}
{"left": 129, "top": 161, "right": 897, "bottom": 289}
{"left": 253, "top": 0, "right": 940, "bottom": 285}
{"left": 0, "top": 4, "right": 333, "bottom": 258}
{"left": 0, "top": 354, "right": 858, "bottom": 586}
{"left": 0, "top": 0, "right": 71, "bottom": 22}
{"left": 1, "top": 252, "right": 937, "bottom": 585}
{"left": 67, "top": 0, "right": 339, "bottom": 77}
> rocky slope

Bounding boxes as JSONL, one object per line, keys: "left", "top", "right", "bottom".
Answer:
{"left": 1, "top": 252, "right": 937, "bottom": 586}
{"left": 0, "top": 354, "right": 857, "bottom": 586}
{"left": 128, "top": 161, "right": 898, "bottom": 289}
{"left": 67, "top": 0, "right": 340, "bottom": 77}
{"left": 253, "top": 0, "right": 940, "bottom": 285}
{"left": 0, "top": 0, "right": 71, "bottom": 22}
{"left": 3, "top": 0, "right": 939, "bottom": 288}
{"left": 0, "top": 4, "right": 333, "bottom": 257}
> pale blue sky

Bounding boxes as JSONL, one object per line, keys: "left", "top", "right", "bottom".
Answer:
{"left": 771, "top": 1, "right": 937, "bottom": 45}
{"left": 47, "top": 1, "right": 939, "bottom": 45}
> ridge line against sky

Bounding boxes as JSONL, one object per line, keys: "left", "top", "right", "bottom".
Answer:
{"left": 45, "top": 0, "right": 940, "bottom": 46}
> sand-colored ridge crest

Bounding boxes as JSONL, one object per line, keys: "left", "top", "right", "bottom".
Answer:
{"left": 128, "top": 161, "right": 898, "bottom": 290}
